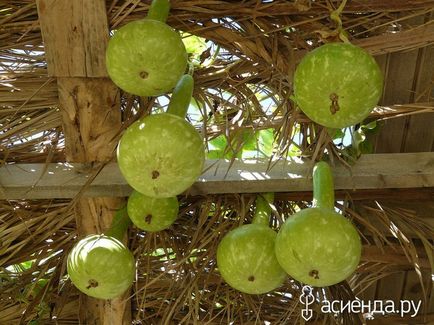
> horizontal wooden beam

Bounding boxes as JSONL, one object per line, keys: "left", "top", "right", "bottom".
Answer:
{"left": 1, "top": 153, "right": 433, "bottom": 200}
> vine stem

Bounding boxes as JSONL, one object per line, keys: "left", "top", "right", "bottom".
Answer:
{"left": 330, "top": 0, "right": 350, "bottom": 43}
{"left": 105, "top": 206, "right": 132, "bottom": 241}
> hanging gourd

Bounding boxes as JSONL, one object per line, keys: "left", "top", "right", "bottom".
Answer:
{"left": 127, "top": 190, "right": 179, "bottom": 232}
{"left": 217, "top": 193, "right": 287, "bottom": 294}
{"left": 275, "top": 162, "right": 361, "bottom": 287}
{"left": 293, "top": 43, "right": 383, "bottom": 129}
{"left": 67, "top": 207, "right": 135, "bottom": 299}
{"left": 106, "top": 0, "right": 187, "bottom": 96}
{"left": 117, "top": 74, "right": 205, "bottom": 198}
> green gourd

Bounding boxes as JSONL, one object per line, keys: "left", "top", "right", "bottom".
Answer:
{"left": 275, "top": 161, "right": 362, "bottom": 287}
{"left": 127, "top": 190, "right": 179, "bottom": 232}
{"left": 67, "top": 207, "right": 135, "bottom": 299}
{"left": 106, "top": 0, "right": 187, "bottom": 96}
{"left": 117, "top": 74, "right": 205, "bottom": 198}
{"left": 217, "top": 193, "right": 287, "bottom": 294}
{"left": 293, "top": 43, "right": 383, "bottom": 128}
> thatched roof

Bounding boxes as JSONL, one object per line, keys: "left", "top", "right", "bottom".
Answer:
{"left": 1, "top": 1, "right": 433, "bottom": 324}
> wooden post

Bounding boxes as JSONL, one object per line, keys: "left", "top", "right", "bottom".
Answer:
{"left": 36, "top": 0, "right": 131, "bottom": 323}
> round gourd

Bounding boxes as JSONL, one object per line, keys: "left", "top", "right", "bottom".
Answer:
{"left": 275, "top": 208, "right": 361, "bottom": 287}
{"left": 293, "top": 43, "right": 383, "bottom": 128}
{"left": 117, "top": 113, "right": 205, "bottom": 198}
{"left": 127, "top": 190, "right": 179, "bottom": 232}
{"left": 217, "top": 224, "right": 286, "bottom": 294}
{"left": 275, "top": 162, "right": 361, "bottom": 287}
{"left": 67, "top": 235, "right": 135, "bottom": 299}
{"left": 106, "top": 19, "right": 187, "bottom": 96}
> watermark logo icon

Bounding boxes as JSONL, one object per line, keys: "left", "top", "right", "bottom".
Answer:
{"left": 299, "top": 285, "right": 315, "bottom": 321}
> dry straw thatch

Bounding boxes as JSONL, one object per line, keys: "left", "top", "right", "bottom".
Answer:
{"left": 1, "top": 0, "right": 434, "bottom": 324}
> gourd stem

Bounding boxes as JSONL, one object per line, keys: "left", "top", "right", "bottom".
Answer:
{"left": 312, "top": 161, "right": 335, "bottom": 210}
{"left": 330, "top": 0, "right": 350, "bottom": 43}
{"left": 105, "top": 205, "right": 132, "bottom": 241}
{"left": 147, "top": 0, "right": 170, "bottom": 23}
{"left": 205, "top": 44, "right": 221, "bottom": 67}
{"left": 167, "top": 74, "right": 194, "bottom": 118}
{"left": 252, "top": 192, "right": 274, "bottom": 226}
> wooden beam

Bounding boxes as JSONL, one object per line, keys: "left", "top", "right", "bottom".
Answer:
{"left": 1, "top": 152, "right": 434, "bottom": 199}
{"left": 36, "top": 0, "right": 130, "bottom": 323}
{"left": 36, "top": 0, "right": 109, "bottom": 77}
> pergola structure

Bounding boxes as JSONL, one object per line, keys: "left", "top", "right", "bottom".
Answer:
{"left": 1, "top": 1, "right": 433, "bottom": 324}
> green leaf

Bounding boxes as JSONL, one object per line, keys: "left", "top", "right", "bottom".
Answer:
{"left": 361, "top": 120, "right": 377, "bottom": 130}
{"left": 240, "top": 129, "right": 257, "bottom": 152}
{"left": 257, "top": 128, "right": 274, "bottom": 157}
{"left": 207, "top": 135, "right": 231, "bottom": 159}
{"left": 20, "top": 260, "right": 34, "bottom": 270}
{"left": 189, "top": 97, "right": 201, "bottom": 110}
{"left": 182, "top": 33, "right": 208, "bottom": 62}
{"left": 207, "top": 129, "right": 275, "bottom": 159}
{"left": 340, "top": 146, "right": 359, "bottom": 165}
{"left": 359, "top": 139, "right": 374, "bottom": 154}
{"left": 351, "top": 129, "right": 365, "bottom": 148}
{"left": 286, "top": 144, "right": 301, "bottom": 157}
{"left": 149, "top": 248, "right": 176, "bottom": 261}
{"left": 361, "top": 120, "right": 380, "bottom": 136}
{"left": 208, "top": 135, "right": 228, "bottom": 151}
{"left": 328, "top": 128, "right": 345, "bottom": 140}
{"left": 207, "top": 150, "right": 225, "bottom": 159}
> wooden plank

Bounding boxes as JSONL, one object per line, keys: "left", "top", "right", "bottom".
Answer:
{"left": 403, "top": 44, "right": 434, "bottom": 152}
{"left": 1, "top": 153, "right": 434, "bottom": 199}
{"left": 358, "top": 282, "right": 378, "bottom": 305}
{"left": 401, "top": 270, "right": 433, "bottom": 314}
{"left": 406, "top": 112, "right": 434, "bottom": 152}
{"left": 375, "top": 272, "right": 406, "bottom": 305}
{"left": 36, "top": 0, "right": 109, "bottom": 77}
{"left": 374, "top": 49, "right": 420, "bottom": 153}
{"left": 373, "top": 14, "right": 426, "bottom": 154}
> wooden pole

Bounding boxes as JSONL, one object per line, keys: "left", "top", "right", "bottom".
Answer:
{"left": 36, "top": 0, "right": 131, "bottom": 323}
{"left": 58, "top": 79, "right": 130, "bottom": 324}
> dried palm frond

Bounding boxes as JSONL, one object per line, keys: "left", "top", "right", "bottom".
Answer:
{"left": 1, "top": 0, "right": 433, "bottom": 324}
